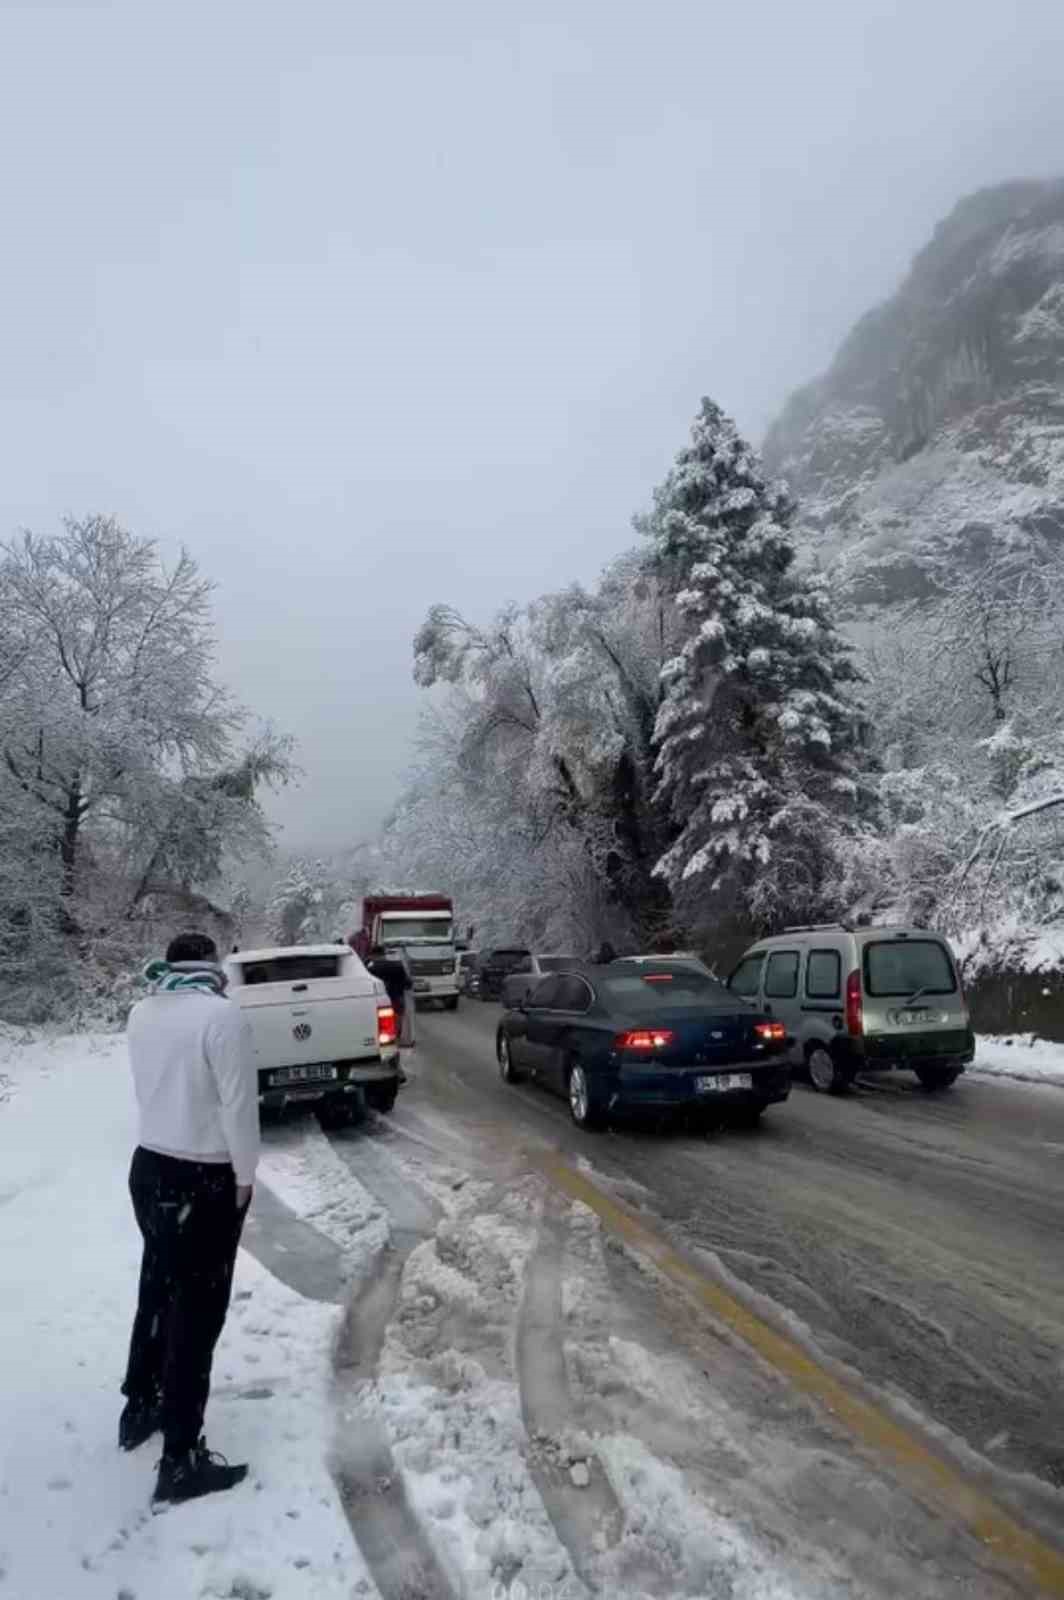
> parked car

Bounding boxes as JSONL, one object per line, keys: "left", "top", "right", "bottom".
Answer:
{"left": 225, "top": 944, "right": 402, "bottom": 1125}
{"left": 725, "top": 923, "right": 973, "bottom": 1094}
{"left": 496, "top": 959, "right": 790, "bottom": 1129}
{"left": 478, "top": 946, "right": 534, "bottom": 1002}
{"left": 457, "top": 950, "right": 480, "bottom": 995}
{"left": 501, "top": 952, "right": 581, "bottom": 1009}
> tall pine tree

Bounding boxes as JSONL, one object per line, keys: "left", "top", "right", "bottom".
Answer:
{"left": 642, "top": 399, "right": 878, "bottom": 929}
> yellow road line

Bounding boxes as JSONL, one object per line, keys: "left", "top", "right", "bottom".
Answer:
{"left": 537, "top": 1150, "right": 1064, "bottom": 1599}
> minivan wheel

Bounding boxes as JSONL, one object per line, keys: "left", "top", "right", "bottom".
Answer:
{"left": 567, "top": 1062, "right": 606, "bottom": 1130}
{"left": 808, "top": 1046, "right": 850, "bottom": 1095}
{"left": 916, "top": 1065, "right": 961, "bottom": 1092}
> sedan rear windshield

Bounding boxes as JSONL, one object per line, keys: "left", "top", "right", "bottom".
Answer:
{"left": 488, "top": 949, "right": 532, "bottom": 970}
{"left": 238, "top": 955, "right": 343, "bottom": 985}
{"left": 601, "top": 970, "right": 736, "bottom": 1009}
{"left": 863, "top": 940, "right": 957, "bottom": 997}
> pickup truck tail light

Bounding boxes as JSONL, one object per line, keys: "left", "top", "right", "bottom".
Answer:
{"left": 378, "top": 1004, "right": 398, "bottom": 1047}
{"left": 754, "top": 1021, "right": 786, "bottom": 1043}
{"left": 614, "top": 1028, "right": 675, "bottom": 1051}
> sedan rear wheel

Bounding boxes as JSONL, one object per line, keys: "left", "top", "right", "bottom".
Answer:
{"left": 567, "top": 1062, "right": 606, "bottom": 1130}
{"left": 808, "top": 1045, "right": 850, "bottom": 1095}
{"left": 497, "top": 1030, "right": 522, "bottom": 1083}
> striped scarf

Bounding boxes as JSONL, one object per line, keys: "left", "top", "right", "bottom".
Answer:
{"left": 142, "top": 959, "right": 227, "bottom": 997}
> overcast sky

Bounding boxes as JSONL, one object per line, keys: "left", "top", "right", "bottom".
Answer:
{"left": 2, "top": 0, "right": 1063, "bottom": 852}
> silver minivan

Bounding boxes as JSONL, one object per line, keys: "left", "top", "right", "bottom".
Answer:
{"left": 726, "top": 924, "right": 974, "bottom": 1094}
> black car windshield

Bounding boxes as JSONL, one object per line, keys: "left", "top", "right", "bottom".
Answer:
{"left": 863, "top": 940, "right": 957, "bottom": 997}
{"left": 539, "top": 956, "right": 579, "bottom": 971}
{"left": 600, "top": 970, "right": 738, "bottom": 1009}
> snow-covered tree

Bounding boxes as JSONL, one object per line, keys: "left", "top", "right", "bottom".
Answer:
{"left": 266, "top": 857, "right": 348, "bottom": 947}
{"left": 411, "top": 560, "right": 685, "bottom": 948}
{"left": 857, "top": 546, "right": 1064, "bottom": 948}
{"left": 642, "top": 399, "right": 879, "bottom": 930}
{"left": 0, "top": 515, "right": 293, "bottom": 1016}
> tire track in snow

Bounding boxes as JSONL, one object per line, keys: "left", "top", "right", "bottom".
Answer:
{"left": 323, "top": 1127, "right": 458, "bottom": 1600}
{"left": 240, "top": 1180, "right": 348, "bottom": 1304}
{"left": 517, "top": 1195, "right": 624, "bottom": 1592}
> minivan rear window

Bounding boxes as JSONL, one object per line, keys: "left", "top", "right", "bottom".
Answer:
{"left": 239, "top": 955, "right": 343, "bottom": 985}
{"left": 863, "top": 940, "right": 956, "bottom": 997}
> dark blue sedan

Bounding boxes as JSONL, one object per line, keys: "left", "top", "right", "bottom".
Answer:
{"left": 495, "top": 960, "right": 791, "bottom": 1130}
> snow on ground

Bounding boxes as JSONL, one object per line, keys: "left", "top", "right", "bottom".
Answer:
{"left": 0, "top": 1031, "right": 368, "bottom": 1600}
{"left": 365, "top": 1185, "right": 578, "bottom": 1596}
{"left": 9, "top": 1020, "right": 1028, "bottom": 1600}
{"left": 972, "top": 1033, "right": 1064, "bottom": 1085}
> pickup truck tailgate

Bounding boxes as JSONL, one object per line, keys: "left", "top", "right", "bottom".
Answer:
{"left": 227, "top": 950, "right": 385, "bottom": 1071}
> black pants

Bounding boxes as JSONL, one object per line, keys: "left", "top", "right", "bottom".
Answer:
{"left": 122, "top": 1147, "right": 248, "bottom": 1457}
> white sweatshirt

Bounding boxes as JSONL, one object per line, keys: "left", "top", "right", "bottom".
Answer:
{"left": 127, "top": 991, "right": 260, "bottom": 1187}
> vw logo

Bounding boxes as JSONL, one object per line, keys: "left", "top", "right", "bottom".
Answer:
{"left": 293, "top": 1022, "right": 313, "bottom": 1042}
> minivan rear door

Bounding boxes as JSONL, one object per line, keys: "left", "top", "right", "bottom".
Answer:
{"left": 227, "top": 950, "right": 383, "bottom": 1071}
{"left": 761, "top": 949, "right": 802, "bottom": 1061}
{"left": 859, "top": 935, "right": 969, "bottom": 1052}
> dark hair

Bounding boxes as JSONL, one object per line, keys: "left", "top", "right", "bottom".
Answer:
{"left": 166, "top": 931, "right": 219, "bottom": 965}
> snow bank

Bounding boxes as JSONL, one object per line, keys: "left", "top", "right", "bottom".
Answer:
{"left": 0, "top": 1031, "right": 365, "bottom": 1600}
{"left": 971, "top": 1033, "right": 1064, "bottom": 1086}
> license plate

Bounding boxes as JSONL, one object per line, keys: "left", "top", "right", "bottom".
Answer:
{"left": 697, "top": 1072, "right": 752, "bottom": 1093}
{"left": 896, "top": 1010, "right": 927, "bottom": 1025}
{"left": 270, "top": 1063, "right": 337, "bottom": 1086}
{"left": 414, "top": 978, "right": 430, "bottom": 991}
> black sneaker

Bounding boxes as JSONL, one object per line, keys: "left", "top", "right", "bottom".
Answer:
{"left": 119, "top": 1399, "right": 162, "bottom": 1452}
{"left": 153, "top": 1440, "right": 248, "bottom": 1506}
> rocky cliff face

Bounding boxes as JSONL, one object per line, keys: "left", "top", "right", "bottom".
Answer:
{"left": 764, "top": 179, "right": 1064, "bottom": 606}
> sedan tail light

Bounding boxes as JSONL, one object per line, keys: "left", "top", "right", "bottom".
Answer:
{"left": 754, "top": 1021, "right": 786, "bottom": 1043}
{"left": 378, "top": 1004, "right": 398, "bottom": 1047}
{"left": 614, "top": 1028, "right": 675, "bottom": 1052}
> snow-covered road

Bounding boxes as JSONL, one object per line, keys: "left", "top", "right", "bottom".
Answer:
{"left": 2, "top": 1016, "right": 1063, "bottom": 1600}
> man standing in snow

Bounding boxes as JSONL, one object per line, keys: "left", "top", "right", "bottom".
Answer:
{"left": 120, "top": 932, "right": 259, "bottom": 1507}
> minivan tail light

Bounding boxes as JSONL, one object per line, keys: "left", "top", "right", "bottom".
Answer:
{"left": 614, "top": 1028, "right": 675, "bottom": 1052}
{"left": 845, "top": 969, "right": 863, "bottom": 1037}
{"left": 754, "top": 1021, "right": 786, "bottom": 1043}
{"left": 377, "top": 1003, "right": 398, "bottom": 1047}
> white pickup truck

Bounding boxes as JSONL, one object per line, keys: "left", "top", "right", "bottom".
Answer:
{"left": 225, "top": 944, "right": 401, "bottom": 1125}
